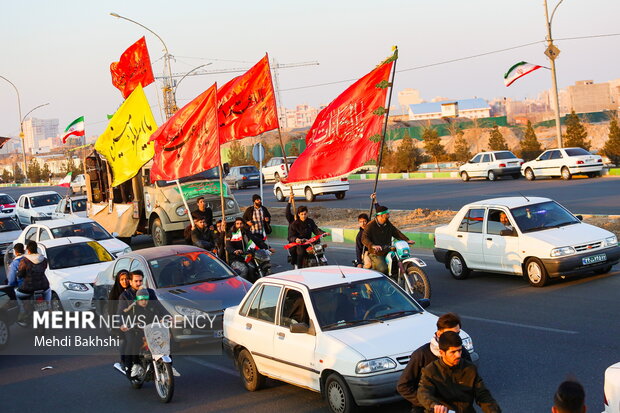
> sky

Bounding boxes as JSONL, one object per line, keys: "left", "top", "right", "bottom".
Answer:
{"left": 1, "top": 0, "right": 620, "bottom": 138}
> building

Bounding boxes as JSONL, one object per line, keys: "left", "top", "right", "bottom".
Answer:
{"left": 22, "top": 117, "right": 59, "bottom": 154}
{"left": 397, "top": 88, "right": 422, "bottom": 113}
{"left": 408, "top": 98, "right": 491, "bottom": 121}
{"left": 278, "top": 104, "right": 320, "bottom": 129}
{"left": 567, "top": 80, "right": 613, "bottom": 113}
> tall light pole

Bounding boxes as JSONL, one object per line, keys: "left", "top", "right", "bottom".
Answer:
{"left": 21, "top": 103, "right": 50, "bottom": 181}
{"left": 171, "top": 63, "right": 212, "bottom": 105}
{"left": 0, "top": 75, "right": 28, "bottom": 181}
{"left": 544, "top": 0, "right": 564, "bottom": 149}
{"left": 110, "top": 12, "right": 176, "bottom": 120}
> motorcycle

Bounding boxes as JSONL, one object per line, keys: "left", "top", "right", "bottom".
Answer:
{"left": 230, "top": 248, "right": 272, "bottom": 282}
{"left": 381, "top": 240, "right": 431, "bottom": 300}
{"left": 284, "top": 233, "right": 330, "bottom": 268}
{"left": 16, "top": 289, "right": 50, "bottom": 334}
{"left": 114, "top": 323, "right": 175, "bottom": 403}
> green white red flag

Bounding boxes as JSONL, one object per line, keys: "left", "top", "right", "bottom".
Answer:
{"left": 504, "top": 62, "right": 543, "bottom": 87}
{"left": 58, "top": 172, "right": 72, "bottom": 187}
{"left": 62, "top": 116, "right": 85, "bottom": 143}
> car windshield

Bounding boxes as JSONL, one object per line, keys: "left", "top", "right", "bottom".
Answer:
{"left": 51, "top": 222, "right": 112, "bottom": 241}
{"left": 510, "top": 201, "right": 580, "bottom": 233}
{"left": 0, "top": 195, "right": 15, "bottom": 204}
{"left": 46, "top": 241, "right": 114, "bottom": 270}
{"left": 148, "top": 251, "right": 235, "bottom": 288}
{"left": 310, "top": 277, "right": 423, "bottom": 331}
{"left": 565, "top": 148, "right": 591, "bottom": 156}
{"left": 156, "top": 166, "right": 220, "bottom": 187}
{"left": 0, "top": 217, "right": 20, "bottom": 232}
{"left": 30, "top": 193, "right": 62, "bottom": 207}
{"left": 494, "top": 151, "right": 517, "bottom": 160}
{"left": 71, "top": 199, "right": 87, "bottom": 212}
{"left": 239, "top": 167, "right": 258, "bottom": 174}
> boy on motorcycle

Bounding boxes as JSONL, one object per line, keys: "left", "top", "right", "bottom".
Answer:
{"left": 15, "top": 241, "right": 51, "bottom": 322}
{"left": 288, "top": 206, "right": 325, "bottom": 269}
{"left": 226, "top": 218, "right": 271, "bottom": 282}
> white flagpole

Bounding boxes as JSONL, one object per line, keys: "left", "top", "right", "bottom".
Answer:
{"left": 176, "top": 179, "right": 194, "bottom": 229}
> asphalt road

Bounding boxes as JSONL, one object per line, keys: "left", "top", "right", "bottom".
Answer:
{"left": 1, "top": 239, "right": 619, "bottom": 413}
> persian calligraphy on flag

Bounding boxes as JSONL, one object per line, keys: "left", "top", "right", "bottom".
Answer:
{"left": 110, "top": 36, "right": 155, "bottom": 99}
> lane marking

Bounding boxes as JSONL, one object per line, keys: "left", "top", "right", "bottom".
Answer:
{"left": 461, "top": 315, "right": 578, "bottom": 334}
{"left": 185, "top": 356, "right": 239, "bottom": 377}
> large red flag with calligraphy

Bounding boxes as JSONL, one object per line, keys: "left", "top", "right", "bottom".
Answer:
{"left": 110, "top": 36, "right": 155, "bottom": 99}
{"left": 284, "top": 58, "right": 394, "bottom": 184}
{"left": 217, "top": 55, "right": 278, "bottom": 144}
{"left": 149, "top": 84, "right": 220, "bottom": 182}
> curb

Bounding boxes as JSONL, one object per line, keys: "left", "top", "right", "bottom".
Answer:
{"left": 348, "top": 168, "right": 620, "bottom": 180}
{"left": 0, "top": 183, "right": 55, "bottom": 187}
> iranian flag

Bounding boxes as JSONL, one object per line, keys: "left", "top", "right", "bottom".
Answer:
{"left": 504, "top": 62, "right": 543, "bottom": 87}
{"left": 58, "top": 172, "right": 72, "bottom": 187}
{"left": 62, "top": 116, "right": 85, "bottom": 143}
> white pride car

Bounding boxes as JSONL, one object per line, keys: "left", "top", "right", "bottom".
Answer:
{"left": 223, "top": 266, "right": 476, "bottom": 412}
{"left": 15, "top": 191, "right": 62, "bottom": 226}
{"left": 273, "top": 178, "right": 349, "bottom": 202}
{"left": 433, "top": 197, "right": 620, "bottom": 287}
{"left": 520, "top": 147, "right": 604, "bottom": 180}
{"left": 459, "top": 151, "right": 523, "bottom": 182}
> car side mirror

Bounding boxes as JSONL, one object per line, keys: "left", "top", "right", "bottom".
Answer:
{"left": 290, "top": 322, "right": 309, "bottom": 334}
{"left": 417, "top": 298, "right": 431, "bottom": 308}
{"left": 500, "top": 229, "right": 517, "bottom": 237}
{"left": 223, "top": 163, "right": 230, "bottom": 175}
{"left": 575, "top": 215, "right": 583, "bottom": 221}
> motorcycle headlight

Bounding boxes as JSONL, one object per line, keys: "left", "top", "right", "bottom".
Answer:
{"left": 63, "top": 282, "right": 89, "bottom": 291}
{"left": 226, "top": 199, "right": 235, "bottom": 210}
{"left": 605, "top": 236, "right": 618, "bottom": 247}
{"left": 176, "top": 206, "right": 187, "bottom": 216}
{"left": 174, "top": 305, "right": 209, "bottom": 318}
{"left": 461, "top": 335, "right": 474, "bottom": 353}
{"left": 355, "top": 357, "right": 396, "bottom": 374}
{"left": 550, "top": 246, "right": 575, "bottom": 257}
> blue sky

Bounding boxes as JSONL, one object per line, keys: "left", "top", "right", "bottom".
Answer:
{"left": 1, "top": 0, "right": 619, "bottom": 137}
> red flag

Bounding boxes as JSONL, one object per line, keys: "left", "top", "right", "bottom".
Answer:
{"left": 0, "top": 137, "right": 10, "bottom": 150}
{"left": 149, "top": 84, "right": 220, "bottom": 182}
{"left": 284, "top": 58, "right": 394, "bottom": 183}
{"left": 217, "top": 55, "right": 278, "bottom": 144}
{"left": 110, "top": 36, "right": 155, "bottom": 99}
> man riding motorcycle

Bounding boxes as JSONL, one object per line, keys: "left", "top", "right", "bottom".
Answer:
{"left": 226, "top": 218, "right": 272, "bottom": 282}
{"left": 287, "top": 205, "right": 325, "bottom": 269}
{"left": 15, "top": 241, "right": 51, "bottom": 321}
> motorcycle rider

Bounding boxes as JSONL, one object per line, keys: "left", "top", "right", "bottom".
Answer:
{"left": 15, "top": 241, "right": 51, "bottom": 321}
{"left": 288, "top": 205, "right": 325, "bottom": 269}
{"left": 226, "top": 217, "right": 270, "bottom": 282}
{"left": 362, "top": 204, "right": 413, "bottom": 275}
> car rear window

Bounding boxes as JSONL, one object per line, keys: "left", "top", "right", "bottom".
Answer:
{"left": 239, "top": 167, "right": 258, "bottom": 174}
{"left": 494, "top": 152, "right": 517, "bottom": 160}
{"left": 565, "top": 148, "right": 591, "bottom": 156}
{"left": 0, "top": 195, "right": 15, "bottom": 204}
{"left": 457, "top": 209, "right": 485, "bottom": 233}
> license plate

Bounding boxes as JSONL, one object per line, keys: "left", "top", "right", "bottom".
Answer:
{"left": 34, "top": 302, "right": 48, "bottom": 312}
{"left": 249, "top": 176, "right": 258, "bottom": 180}
{"left": 508, "top": 162, "right": 517, "bottom": 165}
{"left": 582, "top": 253, "right": 606, "bottom": 265}
{"left": 320, "top": 257, "right": 328, "bottom": 263}
{"left": 214, "top": 330, "right": 224, "bottom": 338}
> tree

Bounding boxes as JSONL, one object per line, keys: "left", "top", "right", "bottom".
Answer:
{"left": 227, "top": 141, "right": 251, "bottom": 166}
{"left": 1, "top": 169, "right": 13, "bottom": 183}
{"left": 603, "top": 117, "right": 620, "bottom": 166}
{"left": 288, "top": 141, "right": 300, "bottom": 156}
{"left": 488, "top": 125, "right": 509, "bottom": 151}
{"left": 519, "top": 121, "right": 543, "bottom": 161}
{"left": 452, "top": 130, "right": 472, "bottom": 163}
{"left": 41, "top": 163, "right": 52, "bottom": 182}
{"left": 393, "top": 133, "right": 426, "bottom": 172}
{"left": 563, "top": 110, "right": 591, "bottom": 150}
{"left": 27, "top": 158, "right": 42, "bottom": 183}
{"left": 14, "top": 165, "right": 25, "bottom": 183}
{"left": 422, "top": 127, "right": 445, "bottom": 171}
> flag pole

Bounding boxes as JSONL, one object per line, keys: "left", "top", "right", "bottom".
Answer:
{"left": 175, "top": 179, "right": 194, "bottom": 229}
{"left": 369, "top": 47, "right": 398, "bottom": 218}
{"left": 218, "top": 163, "right": 229, "bottom": 263}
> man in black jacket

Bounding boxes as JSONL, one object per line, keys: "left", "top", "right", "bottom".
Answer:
{"left": 15, "top": 241, "right": 51, "bottom": 321}
{"left": 288, "top": 205, "right": 325, "bottom": 269}
{"left": 243, "top": 194, "right": 271, "bottom": 240}
{"left": 191, "top": 218, "right": 215, "bottom": 251}
{"left": 191, "top": 197, "right": 213, "bottom": 227}
{"left": 418, "top": 332, "right": 500, "bottom": 413}
{"left": 397, "top": 313, "right": 472, "bottom": 413}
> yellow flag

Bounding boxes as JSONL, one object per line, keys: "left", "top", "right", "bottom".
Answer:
{"left": 95, "top": 85, "right": 157, "bottom": 187}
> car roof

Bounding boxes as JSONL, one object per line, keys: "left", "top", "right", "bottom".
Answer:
{"left": 21, "top": 191, "right": 61, "bottom": 197}
{"left": 464, "top": 196, "right": 552, "bottom": 209}
{"left": 122, "top": 245, "right": 206, "bottom": 261}
{"left": 264, "top": 266, "right": 384, "bottom": 290}
{"left": 38, "top": 236, "right": 99, "bottom": 248}
{"left": 474, "top": 150, "right": 514, "bottom": 155}
{"left": 30, "top": 217, "right": 95, "bottom": 228}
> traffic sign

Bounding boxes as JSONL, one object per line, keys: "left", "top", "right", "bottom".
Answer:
{"left": 545, "top": 44, "right": 560, "bottom": 60}
{"left": 252, "top": 143, "right": 265, "bottom": 162}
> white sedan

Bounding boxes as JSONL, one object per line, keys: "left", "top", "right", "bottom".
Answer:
{"left": 0, "top": 193, "right": 17, "bottom": 219}
{"left": 521, "top": 147, "right": 604, "bottom": 180}
{"left": 605, "top": 362, "right": 620, "bottom": 413}
{"left": 274, "top": 178, "right": 349, "bottom": 202}
{"left": 0, "top": 217, "right": 22, "bottom": 258}
{"left": 51, "top": 196, "right": 88, "bottom": 219}
{"left": 15, "top": 191, "right": 62, "bottom": 226}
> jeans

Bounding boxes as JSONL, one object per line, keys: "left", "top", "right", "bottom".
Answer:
{"left": 15, "top": 288, "right": 52, "bottom": 312}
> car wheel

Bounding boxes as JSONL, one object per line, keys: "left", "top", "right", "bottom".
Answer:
{"left": 275, "top": 188, "right": 285, "bottom": 202}
{"left": 525, "top": 258, "right": 549, "bottom": 287}
{"left": 335, "top": 191, "right": 346, "bottom": 200}
{"left": 274, "top": 172, "right": 280, "bottom": 182}
{"left": 324, "top": 373, "right": 358, "bottom": 413}
{"left": 594, "top": 265, "right": 612, "bottom": 275}
{"left": 152, "top": 218, "right": 172, "bottom": 246}
{"left": 487, "top": 170, "right": 497, "bottom": 181}
{"left": 449, "top": 252, "right": 470, "bottom": 280}
{"left": 51, "top": 292, "right": 63, "bottom": 311}
{"left": 238, "top": 349, "right": 264, "bottom": 392}
{"left": 561, "top": 167, "right": 572, "bottom": 180}
{"left": 305, "top": 187, "right": 315, "bottom": 202}
{"left": 525, "top": 168, "right": 535, "bottom": 181}
{"left": 512, "top": 174, "right": 520, "bottom": 179}
{"left": 460, "top": 172, "right": 470, "bottom": 182}
{"left": 0, "top": 316, "right": 9, "bottom": 349}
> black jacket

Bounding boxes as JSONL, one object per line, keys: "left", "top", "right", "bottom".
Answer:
{"left": 117, "top": 288, "right": 157, "bottom": 316}
{"left": 243, "top": 205, "right": 271, "bottom": 230}
{"left": 191, "top": 207, "right": 213, "bottom": 226}
{"left": 16, "top": 253, "right": 50, "bottom": 293}
{"left": 397, "top": 342, "right": 472, "bottom": 408}
{"left": 418, "top": 358, "right": 501, "bottom": 413}
{"left": 362, "top": 219, "right": 409, "bottom": 256}
{"left": 226, "top": 228, "right": 268, "bottom": 261}
{"left": 355, "top": 227, "right": 365, "bottom": 263}
{"left": 288, "top": 218, "right": 324, "bottom": 243}
{"left": 191, "top": 226, "right": 215, "bottom": 250}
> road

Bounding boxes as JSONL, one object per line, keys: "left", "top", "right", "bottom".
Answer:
{"left": 1, "top": 238, "right": 619, "bottom": 413}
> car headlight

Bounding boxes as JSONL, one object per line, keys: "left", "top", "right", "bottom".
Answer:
{"left": 174, "top": 305, "right": 209, "bottom": 318}
{"left": 355, "top": 357, "right": 396, "bottom": 374}
{"left": 176, "top": 206, "right": 187, "bottom": 216}
{"left": 63, "top": 282, "right": 89, "bottom": 291}
{"left": 550, "top": 246, "right": 575, "bottom": 257}
{"left": 605, "top": 236, "right": 618, "bottom": 247}
{"left": 226, "top": 199, "right": 235, "bottom": 209}
{"left": 461, "top": 335, "right": 474, "bottom": 353}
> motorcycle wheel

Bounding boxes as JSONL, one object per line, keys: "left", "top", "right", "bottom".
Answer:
{"left": 154, "top": 359, "right": 174, "bottom": 403}
{"left": 403, "top": 264, "right": 431, "bottom": 300}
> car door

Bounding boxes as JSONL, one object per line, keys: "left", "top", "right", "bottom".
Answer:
{"left": 23, "top": 226, "right": 38, "bottom": 244}
{"left": 480, "top": 154, "right": 493, "bottom": 177}
{"left": 465, "top": 154, "right": 482, "bottom": 177}
{"left": 17, "top": 196, "right": 27, "bottom": 224}
{"left": 244, "top": 283, "right": 282, "bottom": 376}
{"left": 455, "top": 208, "right": 485, "bottom": 269}
{"left": 534, "top": 151, "right": 552, "bottom": 176}
{"left": 38, "top": 227, "right": 51, "bottom": 242}
{"left": 272, "top": 288, "right": 318, "bottom": 389}
{"left": 548, "top": 150, "right": 564, "bottom": 176}
{"left": 482, "top": 209, "right": 522, "bottom": 274}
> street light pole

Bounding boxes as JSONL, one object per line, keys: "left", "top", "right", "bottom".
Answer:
{"left": 172, "top": 63, "right": 212, "bottom": 103}
{"left": 0, "top": 75, "right": 28, "bottom": 181}
{"left": 544, "top": 0, "right": 564, "bottom": 149}
{"left": 110, "top": 12, "right": 176, "bottom": 120}
{"left": 20, "top": 103, "right": 50, "bottom": 181}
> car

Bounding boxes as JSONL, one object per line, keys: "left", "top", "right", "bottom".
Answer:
{"left": 0, "top": 217, "right": 23, "bottom": 260}
{"left": 70, "top": 174, "right": 87, "bottom": 193}
{"left": 0, "top": 193, "right": 17, "bottom": 219}
{"left": 0, "top": 285, "right": 18, "bottom": 348}
{"left": 223, "top": 266, "right": 477, "bottom": 412}
{"left": 51, "top": 195, "right": 88, "bottom": 219}
{"left": 15, "top": 191, "right": 62, "bottom": 226}
{"left": 520, "top": 147, "right": 604, "bottom": 180}
{"left": 261, "top": 156, "right": 298, "bottom": 182}
{"left": 92, "top": 245, "right": 252, "bottom": 343}
{"left": 433, "top": 196, "right": 620, "bottom": 287}
{"left": 225, "top": 165, "right": 263, "bottom": 190}
{"left": 604, "top": 362, "right": 620, "bottom": 413}
{"left": 459, "top": 151, "right": 524, "bottom": 181}
{"left": 273, "top": 178, "right": 350, "bottom": 202}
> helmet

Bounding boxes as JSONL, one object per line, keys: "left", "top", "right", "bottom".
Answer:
{"left": 393, "top": 240, "right": 410, "bottom": 259}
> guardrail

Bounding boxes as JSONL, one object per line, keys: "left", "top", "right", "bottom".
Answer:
{"left": 348, "top": 167, "right": 620, "bottom": 180}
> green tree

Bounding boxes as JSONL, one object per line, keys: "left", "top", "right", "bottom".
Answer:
{"left": 488, "top": 125, "right": 509, "bottom": 151}
{"left": 1, "top": 169, "right": 13, "bottom": 183}
{"left": 288, "top": 141, "right": 300, "bottom": 156}
{"left": 563, "top": 110, "right": 591, "bottom": 150}
{"left": 14, "top": 165, "right": 25, "bottom": 183}
{"left": 378, "top": 143, "right": 396, "bottom": 173}
{"left": 422, "top": 127, "right": 445, "bottom": 171}
{"left": 41, "top": 163, "right": 52, "bottom": 182}
{"left": 603, "top": 117, "right": 620, "bottom": 166}
{"left": 27, "top": 158, "right": 42, "bottom": 183}
{"left": 227, "top": 141, "right": 250, "bottom": 166}
{"left": 519, "top": 121, "right": 543, "bottom": 161}
{"left": 452, "top": 130, "right": 472, "bottom": 163}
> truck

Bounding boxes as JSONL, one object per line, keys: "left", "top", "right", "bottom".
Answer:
{"left": 83, "top": 150, "right": 243, "bottom": 246}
